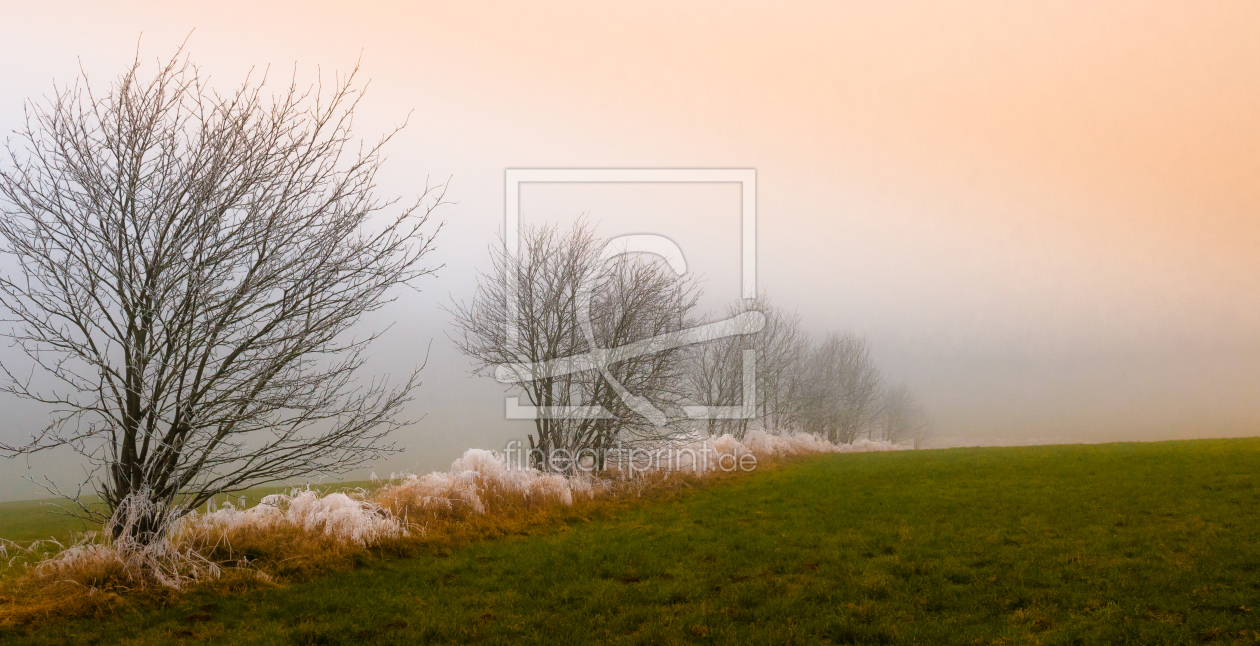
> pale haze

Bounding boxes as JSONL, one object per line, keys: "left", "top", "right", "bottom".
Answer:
{"left": 1, "top": 0, "right": 1257, "bottom": 500}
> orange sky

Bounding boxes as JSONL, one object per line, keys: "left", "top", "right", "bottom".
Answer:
{"left": 365, "top": 1, "right": 1260, "bottom": 215}
{"left": 10, "top": 1, "right": 1260, "bottom": 216}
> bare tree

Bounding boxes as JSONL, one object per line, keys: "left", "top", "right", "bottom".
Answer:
{"left": 875, "top": 383, "right": 930, "bottom": 447}
{"left": 0, "top": 52, "right": 445, "bottom": 540}
{"left": 449, "top": 221, "right": 700, "bottom": 470}
{"left": 684, "top": 326, "right": 745, "bottom": 438}
{"left": 752, "top": 297, "right": 809, "bottom": 433}
{"left": 798, "top": 332, "right": 882, "bottom": 444}
{"left": 684, "top": 295, "right": 807, "bottom": 439}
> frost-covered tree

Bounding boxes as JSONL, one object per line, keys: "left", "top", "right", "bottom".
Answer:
{"left": 875, "top": 383, "right": 930, "bottom": 447}
{"left": 684, "top": 295, "right": 808, "bottom": 439}
{"left": 798, "top": 332, "right": 883, "bottom": 444}
{"left": 449, "top": 221, "right": 700, "bottom": 470}
{"left": 0, "top": 51, "right": 445, "bottom": 541}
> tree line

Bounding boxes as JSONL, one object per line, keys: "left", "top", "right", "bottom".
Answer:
{"left": 450, "top": 221, "right": 929, "bottom": 470}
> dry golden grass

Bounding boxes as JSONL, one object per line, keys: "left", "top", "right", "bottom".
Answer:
{"left": 400, "top": 467, "right": 734, "bottom": 550}
{"left": 0, "top": 462, "right": 757, "bottom": 630}
{"left": 0, "top": 546, "right": 179, "bottom": 628}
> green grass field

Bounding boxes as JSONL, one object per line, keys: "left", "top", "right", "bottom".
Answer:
{"left": 0, "top": 499, "right": 108, "bottom": 545}
{"left": 4, "top": 438, "right": 1260, "bottom": 645}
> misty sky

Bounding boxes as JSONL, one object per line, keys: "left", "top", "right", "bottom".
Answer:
{"left": 1, "top": 1, "right": 1258, "bottom": 501}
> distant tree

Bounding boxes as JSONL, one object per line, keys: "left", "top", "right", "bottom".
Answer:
{"left": 683, "top": 305, "right": 747, "bottom": 439}
{"left": 684, "top": 295, "right": 807, "bottom": 439}
{"left": 798, "top": 332, "right": 882, "bottom": 444}
{"left": 875, "top": 383, "right": 930, "bottom": 447}
{"left": 752, "top": 299, "right": 809, "bottom": 433}
{"left": 449, "top": 221, "right": 700, "bottom": 470}
{"left": 0, "top": 51, "right": 445, "bottom": 541}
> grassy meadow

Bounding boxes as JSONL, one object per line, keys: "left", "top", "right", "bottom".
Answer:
{"left": 3, "top": 438, "right": 1260, "bottom": 645}
{"left": 0, "top": 499, "right": 107, "bottom": 545}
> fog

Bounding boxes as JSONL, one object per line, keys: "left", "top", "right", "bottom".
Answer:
{"left": 1, "top": 1, "right": 1258, "bottom": 501}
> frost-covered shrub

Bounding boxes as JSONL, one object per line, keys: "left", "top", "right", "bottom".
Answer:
{"left": 632, "top": 429, "right": 909, "bottom": 475}
{"left": 24, "top": 490, "right": 221, "bottom": 592}
{"left": 376, "top": 471, "right": 486, "bottom": 518}
{"left": 741, "top": 430, "right": 906, "bottom": 457}
{"left": 374, "top": 449, "right": 587, "bottom": 522}
{"left": 177, "top": 489, "right": 406, "bottom": 548}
